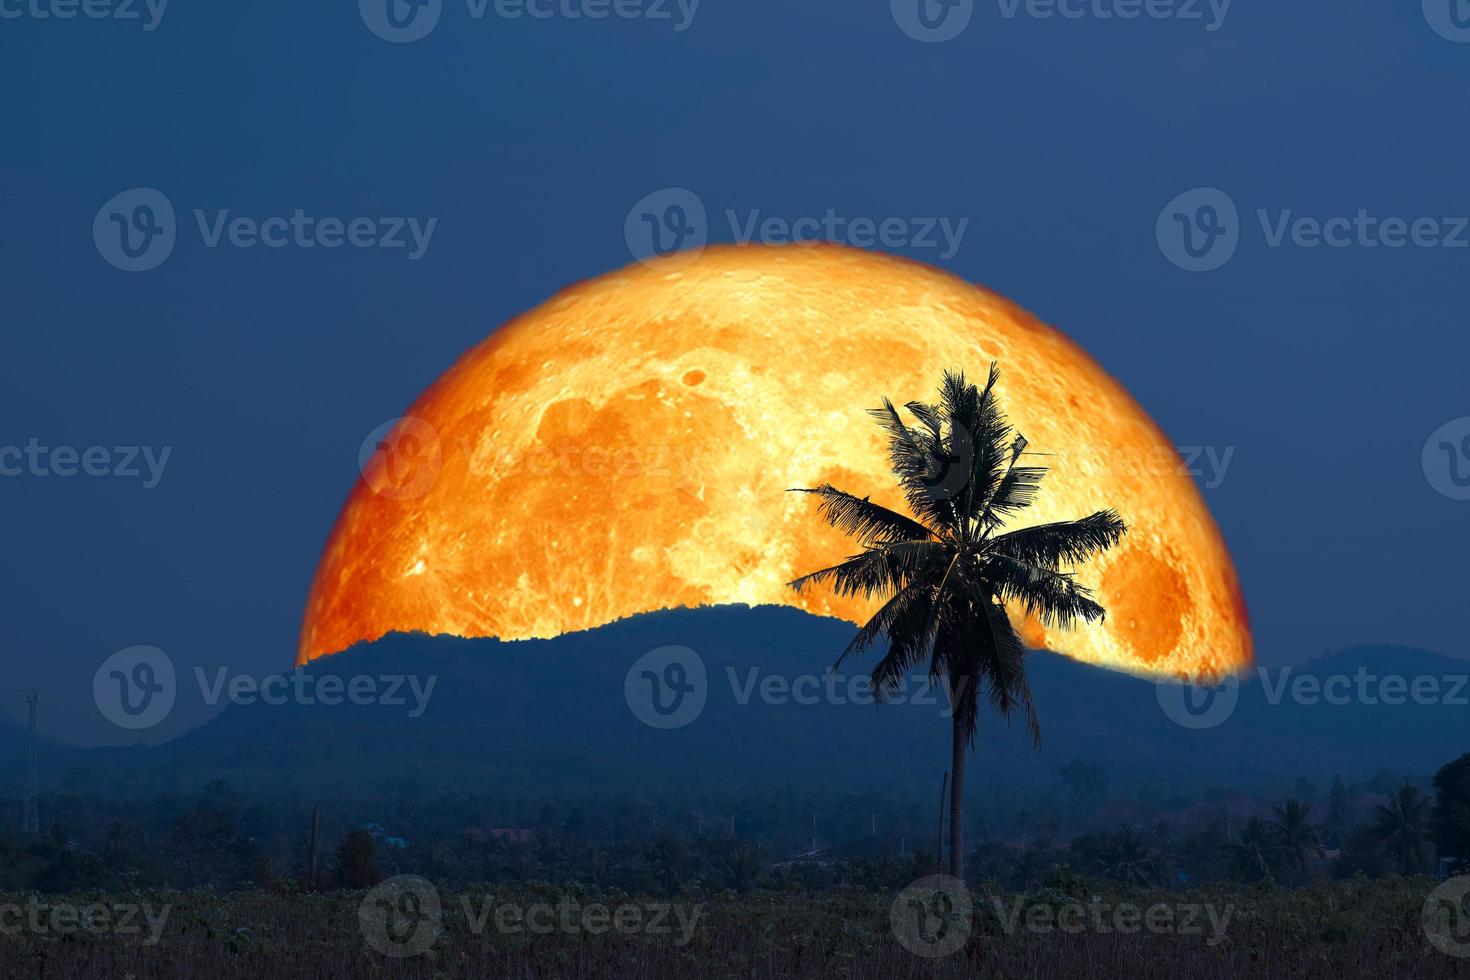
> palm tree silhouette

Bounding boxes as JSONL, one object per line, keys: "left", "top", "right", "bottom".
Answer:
{"left": 1372, "top": 782, "right": 1434, "bottom": 875}
{"left": 1227, "top": 816, "right": 1276, "bottom": 883}
{"left": 788, "top": 365, "right": 1126, "bottom": 880}
{"left": 1268, "top": 799, "right": 1322, "bottom": 885}
{"left": 1095, "top": 827, "right": 1162, "bottom": 886}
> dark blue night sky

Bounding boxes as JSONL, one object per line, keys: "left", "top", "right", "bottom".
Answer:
{"left": 3, "top": 0, "right": 1468, "bottom": 742}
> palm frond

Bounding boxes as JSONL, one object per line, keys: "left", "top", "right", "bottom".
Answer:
{"left": 982, "top": 553, "right": 1106, "bottom": 629}
{"left": 868, "top": 585, "right": 943, "bottom": 701}
{"left": 989, "top": 510, "right": 1127, "bottom": 568}
{"left": 979, "top": 435, "right": 1044, "bottom": 528}
{"left": 977, "top": 598, "right": 1040, "bottom": 746}
{"left": 787, "top": 539, "right": 949, "bottom": 600}
{"left": 837, "top": 580, "right": 934, "bottom": 666}
{"left": 788, "top": 485, "right": 934, "bottom": 545}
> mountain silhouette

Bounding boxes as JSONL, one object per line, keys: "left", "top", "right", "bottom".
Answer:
{"left": 27, "top": 605, "right": 1470, "bottom": 797}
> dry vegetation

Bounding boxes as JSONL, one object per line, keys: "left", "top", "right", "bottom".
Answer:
{"left": 0, "top": 875, "right": 1463, "bottom": 979}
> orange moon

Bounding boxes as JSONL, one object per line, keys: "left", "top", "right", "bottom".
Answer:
{"left": 299, "top": 244, "right": 1250, "bottom": 681}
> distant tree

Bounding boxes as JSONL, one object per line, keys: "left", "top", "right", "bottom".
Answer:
{"left": 1093, "top": 827, "right": 1160, "bottom": 886}
{"left": 972, "top": 840, "right": 1019, "bottom": 885}
{"left": 97, "top": 821, "right": 143, "bottom": 887}
{"left": 1268, "top": 799, "right": 1322, "bottom": 885}
{"left": 1177, "top": 818, "right": 1231, "bottom": 883}
{"left": 1372, "top": 782, "right": 1434, "bottom": 875}
{"left": 33, "top": 849, "right": 102, "bottom": 893}
{"left": 718, "top": 840, "right": 764, "bottom": 892}
{"left": 1323, "top": 774, "right": 1353, "bottom": 848}
{"left": 336, "top": 830, "right": 382, "bottom": 889}
{"left": 1331, "top": 824, "right": 1391, "bottom": 879}
{"left": 1434, "top": 753, "right": 1470, "bottom": 869}
{"left": 168, "top": 810, "right": 254, "bottom": 888}
{"left": 1011, "top": 842, "right": 1063, "bottom": 892}
{"left": 646, "top": 834, "right": 690, "bottom": 894}
{"left": 789, "top": 365, "right": 1125, "bottom": 881}
{"left": 1226, "top": 817, "right": 1276, "bottom": 883}
{"left": 1150, "top": 821, "right": 1179, "bottom": 881}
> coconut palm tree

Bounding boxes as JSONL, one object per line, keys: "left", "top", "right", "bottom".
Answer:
{"left": 1226, "top": 816, "right": 1276, "bottom": 883}
{"left": 1095, "top": 827, "right": 1162, "bottom": 886}
{"left": 1268, "top": 799, "right": 1322, "bottom": 885}
{"left": 788, "top": 365, "right": 1126, "bottom": 880}
{"left": 1372, "top": 782, "right": 1434, "bottom": 875}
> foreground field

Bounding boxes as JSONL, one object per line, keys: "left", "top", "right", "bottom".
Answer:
{"left": 0, "top": 876, "right": 1464, "bottom": 979}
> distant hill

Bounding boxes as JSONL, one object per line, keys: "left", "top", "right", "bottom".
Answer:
{"left": 50, "top": 605, "right": 1470, "bottom": 798}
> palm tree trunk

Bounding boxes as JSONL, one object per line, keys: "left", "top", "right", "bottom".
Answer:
{"left": 936, "top": 771, "right": 948, "bottom": 875}
{"left": 949, "top": 709, "right": 967, "bottom": 880}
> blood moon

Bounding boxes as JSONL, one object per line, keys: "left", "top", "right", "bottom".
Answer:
{"left": 300, "top": 244, "right": 1250, "bottom": 681}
